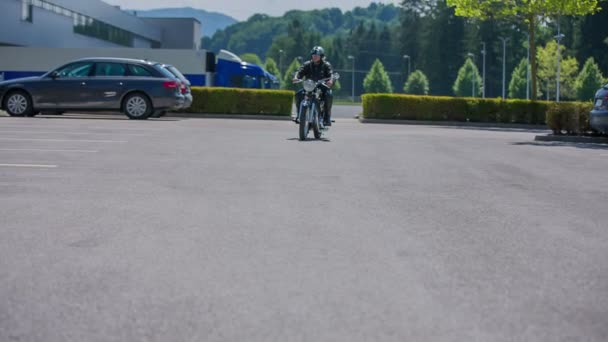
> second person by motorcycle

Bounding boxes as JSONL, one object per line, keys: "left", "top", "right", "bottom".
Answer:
{"left": 292, "top": 46, "right": 334, "bottom": 126}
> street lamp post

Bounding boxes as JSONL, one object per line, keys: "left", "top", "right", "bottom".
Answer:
{"left": 498, "top": 36, "right": 510, "bottom": 99}
{"left": 403, "top": 54, "right": 411, "bottom": 80}
{"left": 523, "top": 33, "right": 531, "bottom": 100}
{"left": 278, "top": 49, "right": 284, "bottom": 76}
{"left": 481, "top": 42, "right": 486, "bottom": 98}
{"left": 555, "top": 33, "right": 565, "bottom": 102}
{"left": 348, "top": 55, "right": 355, "bottom": 102}
{"left": 555, "top": 16, "right": 565, "bottom": 102}
{"left": 467, "top": 52, "right": 475, "bottom": 97}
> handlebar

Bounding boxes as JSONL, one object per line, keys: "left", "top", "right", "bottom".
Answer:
{"left": 292, "top": 75, "right": 339, "bottom": 85}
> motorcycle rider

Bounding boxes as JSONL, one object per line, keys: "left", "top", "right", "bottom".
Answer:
{"left": 292, "top": 46, "right": 334, "bottom": 126}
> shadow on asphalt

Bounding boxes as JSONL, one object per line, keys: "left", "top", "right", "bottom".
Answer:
{"left": 437, "top": 125, "right": 549, "bottom": 134}
{"left": 286, "top": 137, "right": 331, "bottom": 142}
{"left": 512, "top": 141, "right": 608, "bottom": 150}
{"left": 35, "top": 115, "right": 180, "bottom": 122}
{"left": 0, "top": 111, "right": 180, "bottom": 121}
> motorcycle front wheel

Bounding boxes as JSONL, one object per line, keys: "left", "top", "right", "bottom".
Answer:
{"left": 299, "top": 106, "right": 309, "bottom": 141}
{"left": 312, "top": 108, "right": 321, "bottom": 139}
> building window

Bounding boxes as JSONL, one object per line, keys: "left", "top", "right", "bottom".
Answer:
{"left": 73, "top": 15, "right": 134, "bottom": 47}
{"left": 23, "top": 0, "right": 139, "bottom": 47}
{"left": 21, "top": 0, "right": 33, "bottom": 22}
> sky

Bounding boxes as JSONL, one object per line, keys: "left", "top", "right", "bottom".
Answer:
{"left": 102, "top": 0, "right": 401, "bottom": 21}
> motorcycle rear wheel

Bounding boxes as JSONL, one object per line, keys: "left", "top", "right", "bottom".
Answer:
{"left": 299, "top": 107, "right": 309, "bottom": 141}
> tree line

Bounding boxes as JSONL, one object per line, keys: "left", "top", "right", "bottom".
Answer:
{"left": 207, "top": 0, "right": 608, "bottom": 100}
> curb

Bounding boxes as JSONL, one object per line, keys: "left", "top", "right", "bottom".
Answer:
{"left": 167, "top": 113, "right": 291, "bottom": 120}
{"left": 358, "top": 118, "right": 548, "bottom": 130}
{"left": 534, "top": 135, "right": 608, "bottom": 144}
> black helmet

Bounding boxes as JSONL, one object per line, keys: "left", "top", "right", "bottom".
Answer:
{"left": 310, "top": 46, "right": 325, "bottom": 58}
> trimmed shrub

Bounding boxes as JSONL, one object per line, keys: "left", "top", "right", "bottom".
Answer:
{"left": 546, "top": 102, "right": 580, "bottom": 134}
{"left": 362, "top": 93, "right": 593, "bottom": 132}
{"left": 575, "top": 57, "right": 604, "bottom": 102}
{"left": 403, "top": 70, "right": 430, "bottom": 95}
{"left": 363, "top": 59, "right": 393, "bottom": 94}
{"left": 282, "top": 59, "right": 303, "bottom": 92}
{"left": 546, "top": 101, "right": 595, "bottom": 134}
{"left": 187, "top": 87, "right": 293, "bottom": 115}
{"left": 264, "top": 57, "right": 281, "bottom": 81}
{"left": 509, "top": 58, "right": 529, "bottom": 99}
{"left": 578, "top": 102, "right": 594, "bottom": 133}
{"left": 453, "top": 58, "right": 482, "bottom": 97}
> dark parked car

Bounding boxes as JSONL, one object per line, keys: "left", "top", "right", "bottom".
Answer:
{"left": 0, "top": 57, "right": 185, "bottom": 120}
{"left": 161, "top": 64, "right": 193, "bottom": 110}
{"left": 590, "top": 84, "right": 608, "bottom": 133}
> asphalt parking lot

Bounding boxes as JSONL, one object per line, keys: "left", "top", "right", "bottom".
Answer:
{"left": 1, "top": 112, "right": 608, "bottom": 341}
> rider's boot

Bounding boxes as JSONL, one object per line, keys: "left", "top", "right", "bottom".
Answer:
{"left": 324, "top": 112, "right": 332, "bottom": 126}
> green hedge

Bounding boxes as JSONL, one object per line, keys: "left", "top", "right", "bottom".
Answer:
{"left": 362, "top": 94, "right": 548, "bottom": 124}
{"left": 362, "top": 94, "right": 595, "bottom": 133}
{"left": 545, "top": 102, "right": 594, "bottom": 134}
{"left": 186, "top": 87, "right": 293, "bottom": 115}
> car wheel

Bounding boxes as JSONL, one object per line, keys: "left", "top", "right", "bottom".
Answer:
{"left": 123, "top": 93, "right": 152, "bottom": 120}
{"left": 4, "top": 91, "right": 34, "bottom": 117}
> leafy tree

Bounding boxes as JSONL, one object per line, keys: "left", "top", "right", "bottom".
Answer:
{"left": 403, "top": 70, "right": 430, "bottom": 95}
{"left": 537, "top": 41, "right": 579, "bottom": 100}
{"left": 240, "top": 53, "right": 262, "bottom": 65}
{"left": 575, "top": 57, "right": 605, "bottom": 101}
{"left": 508, "top": 58, "right": 529, "bottom": 99}
{"left": 266, "top": 36, "right": 295, "bottom": 74}
{"left": 453, "top": 58, "right": 482, "bottom": 97}
{"left": 363, "top": 59, "right": 393, "bottom": 93}
{"left": 264, "top": 57, "right": 281, "bottom": 80}
{"left": 282, "top": 58, "right": 302, "bottom": 92}
{"left": 446, "top": 0, "right": 601, "bottom": 99}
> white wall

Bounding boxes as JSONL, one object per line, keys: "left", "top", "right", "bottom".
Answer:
{"left": 142, "top": 18, "right": 202, "bottom": 50}
{"left": 0, "top": 46, "right": 207, "bottom": 75}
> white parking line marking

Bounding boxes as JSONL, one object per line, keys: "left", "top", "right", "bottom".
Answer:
{"left": 0, "top": 148, "right": 98, "bottom": 153}
{"left": 0, "top": 164, "right": 57, "bottom": 168}
{"left": 0, "top": 130, "right": 147, "bottom": 136}
{"left": 0, "top": 138, "right": 126, "bottom": 143}
{"left": 0, "top": 125, "right": 163, "bottom": 132}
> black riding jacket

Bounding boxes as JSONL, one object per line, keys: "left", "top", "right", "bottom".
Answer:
{"left": 295, "top": 60, "right": 333, "bottom": 82}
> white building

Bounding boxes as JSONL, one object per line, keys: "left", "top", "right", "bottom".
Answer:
{"left": 0, "top": 0, "right": 201, "bottom": 50}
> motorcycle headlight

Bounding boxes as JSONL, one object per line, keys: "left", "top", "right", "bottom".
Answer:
{"left": 303, "top": 79, "right": 316, "bottom": 92}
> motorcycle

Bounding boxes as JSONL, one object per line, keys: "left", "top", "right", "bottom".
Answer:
{"left": 293, "top": 73, "right": 339, "bottom": 141}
